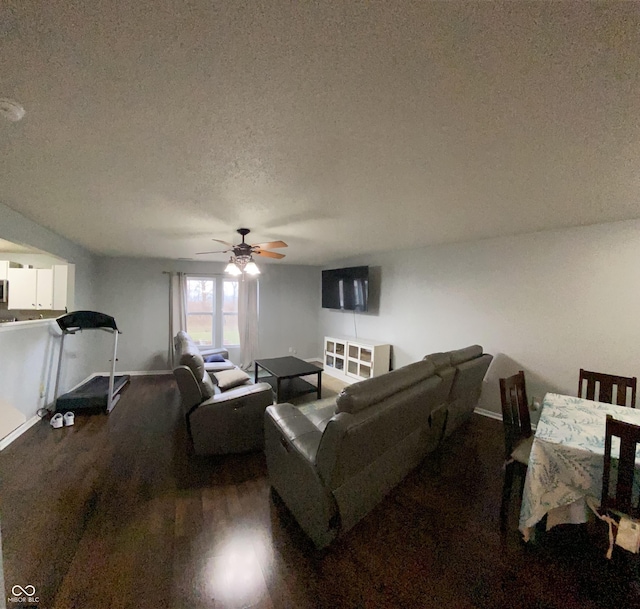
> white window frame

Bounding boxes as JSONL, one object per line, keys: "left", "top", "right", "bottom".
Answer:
{"left": 221, "top": 279, "right": 239, "bottom": 348}
{"left": 185, "top": 275, "right": 240, "bottom": 348}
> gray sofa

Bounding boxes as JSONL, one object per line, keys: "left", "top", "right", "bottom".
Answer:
{"left": 173, "top": 332, "right": 273, "bottom": 455}
{"left": 264, "top": 344, "right": 492, "bottom": 548}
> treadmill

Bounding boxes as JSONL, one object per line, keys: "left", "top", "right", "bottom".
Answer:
{"left": 53, "top": 311, "right": 130, "bottom": 414}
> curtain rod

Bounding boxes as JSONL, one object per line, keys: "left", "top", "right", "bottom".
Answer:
{"left": 162, "top": 271, "right": 226, "bottom": 276}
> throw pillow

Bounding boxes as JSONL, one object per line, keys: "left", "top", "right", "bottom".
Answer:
{"left": 214, "top": 368, "right": 251, "bottom": 391}
{"left": 205, "top": 353, "right": 226, "bottom": 363}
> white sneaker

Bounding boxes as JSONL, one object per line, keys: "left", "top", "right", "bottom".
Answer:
{"left": 50, "top": 413, "right": 64, "bottom": 429}
{"left": 63, "top": 412, "right": 75, "bottom": 427}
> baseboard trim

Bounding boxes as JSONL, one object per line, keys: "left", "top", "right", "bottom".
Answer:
{"left": 129, "top": 370, "right": 173, "bottom": 376}
{"left": 474, "top": 407, "right": 502, "bottom": 421}
{"left": 68, "top": 373, "right": 99, "bottom": 392}
{"left": 474, "top": 406, "right": 538, "bottom": 431}
{"left": 91, "top": 370, "right": 174, "bottom": 377}
{"left": 0, "top": 415, "right": 42, "bottom": 451}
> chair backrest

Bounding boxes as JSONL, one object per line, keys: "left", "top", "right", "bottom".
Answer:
{"left": 601, "top": 415, "right": 640, "bottom": 518}
{"left": 499, "top": 371, "right": 531, "bottom": 460}
{"left": 578, "top": 369, "right": 637, "bottom": 408}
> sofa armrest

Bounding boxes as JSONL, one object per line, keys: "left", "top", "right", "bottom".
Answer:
{"left": 173, "top": 366, "right": 203, "bottom": 413}
{"left": 199, "top": 347, "right": 229, "bottom": 358}
{"left": 187, "top": 383, "right": 273, "bottom": 455}
{"left": 265, "top": 403, "right": 323, "bottom": 462}
{"left": 208, "top": 381, "right": 273, "bottom": 404}
{"left": 264, "top": 404, "right": 339, "bottom": 548}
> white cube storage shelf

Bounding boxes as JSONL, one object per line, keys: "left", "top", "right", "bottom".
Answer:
{"left": 324, "top": 336, "right": 391, "bottom": 383}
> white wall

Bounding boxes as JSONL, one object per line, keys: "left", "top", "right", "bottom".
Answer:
{"left": 320, "top": 219, "right": 640, "bottom": 416}
{"left": 0, "top": 252, "right": 66, "bottom": 268}
{"left": 94, "top": 257, "right": 321, "bottom": 372}
{"left": 0, "top": 201, "right": 99, "bottom": 437}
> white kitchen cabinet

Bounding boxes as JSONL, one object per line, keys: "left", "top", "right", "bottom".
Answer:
{"left": 36, "top": 269, "right": 53, "bottom": 309}
{"left": 324, "top": 336, "right": 391, "bottom": 383}
{"left": 0, "top": 261, "right": 8, "bottom": 280}
{"left": 53, "top": 264, "right": 75, "bottom": 311}
{"left": 7, "top": 268, "right": 54, "bottom": 310}
{"left": 7, "top": 268, "right": 37, "bottom": 309}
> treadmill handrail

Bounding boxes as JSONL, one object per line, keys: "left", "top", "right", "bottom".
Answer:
{"left": 56, "top": 310, "right": 119, "bottom": 333}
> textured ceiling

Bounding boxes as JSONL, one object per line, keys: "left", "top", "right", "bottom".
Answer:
{"left": 1, "top": 1, "right": 639, "bottom": 265}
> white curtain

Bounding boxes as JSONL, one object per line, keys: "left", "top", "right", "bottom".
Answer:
{"left": 238, "top": 277, "right": 259, "bottom": 370}
{"left": 168, "top": 272, "right": 187, "bottom": 368}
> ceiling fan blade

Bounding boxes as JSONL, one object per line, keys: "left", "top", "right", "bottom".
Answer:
{"left": 251, "top": 240, "right": 288, "bottom": 249}
{"left": 255, "top": 249, "right": 285, "bottom": 259}
{"left": 212, "top": 238, "right": 234, "bottom": 247}
{"left": 196, "top": 249, "right": 230, "bottom": 255}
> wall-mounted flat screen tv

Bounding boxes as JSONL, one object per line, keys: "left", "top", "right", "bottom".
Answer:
{"left": 322, "top": 266, "right": 369, "bottom": 311}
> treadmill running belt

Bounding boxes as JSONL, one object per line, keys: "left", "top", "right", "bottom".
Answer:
{"left": 55, "top": 375, "right": 130, "bottom": 412}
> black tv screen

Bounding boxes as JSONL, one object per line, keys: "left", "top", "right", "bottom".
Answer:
{"left": 322, "top": 266, "right": 369, "bottom": 311}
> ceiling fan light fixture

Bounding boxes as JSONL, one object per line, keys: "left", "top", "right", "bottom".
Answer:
{"left": 225, "top": 258, "right": 242, "bottom": 275}
{"left": 244, "top": 260, "right": 260, "bottom": 275}
{"left": 199, "top": 228, "right": 286, "bottom": 271}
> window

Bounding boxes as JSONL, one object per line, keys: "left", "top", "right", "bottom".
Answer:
{"left": 186, "top": 277, "right": 215, "bottom": 346}
{"left": 186, "top": 276, "right": 240, "bottom": 347}
{"left": 222, "top": 280, "right": 239, "bottom": 346}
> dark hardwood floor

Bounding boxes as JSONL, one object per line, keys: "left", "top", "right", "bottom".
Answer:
{"left": 1, "top": 376, "right": 639, "bottom": 608}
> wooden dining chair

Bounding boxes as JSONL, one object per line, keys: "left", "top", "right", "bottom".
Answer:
{"left": 499, "top": 370, "right": 533, "bottom": 531}
{"left": 601, "top": 415, "right": 640, "bottom": 519}
{"left": 598, "top": 415, "right": 640, "bottom": 559}
{"left": 578, "top": 369, "right": 637, "bottom": 408}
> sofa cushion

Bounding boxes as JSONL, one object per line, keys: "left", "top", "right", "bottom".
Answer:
{"left": 200, "top": 373, "right": 217, "bottom": 399}
{"left": 214, "top": 368, "right": 251, "bottom": 391}
{"left": 449, "top": 354, "right": 493, "bottom": 399}
{"left": 336, "top": 359, "right": 436, "bottom": 414}
{"left": 423, "top": 351, "right": 451, "bottom": 371}
{"left": 179, "top": 346, "right": 205, "bottom": 380}
{"left": 301, "top": 400, "right": 337, "bottom": 433}
{"left": 205, "top": 353, "right": 226, "bottom": 363}
{"left": 204, "top": 360, "right": 237, "bottom": 372}
{"left": 176, "top": 339, "right": 217, "bottom": 399}
{"left": 449, "top": 345, "right": 483, "bottom": 366}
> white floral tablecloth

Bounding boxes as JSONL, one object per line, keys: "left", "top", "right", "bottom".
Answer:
{"left": 519, "top": 393, "right": 640, "bottom": 541}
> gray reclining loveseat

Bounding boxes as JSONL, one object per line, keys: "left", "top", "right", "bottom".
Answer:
{"left": 264, "top": 345, "right": 492, "bottom": 548}
{"left": 173, "top": 332, "right": 273, "bottom": 455}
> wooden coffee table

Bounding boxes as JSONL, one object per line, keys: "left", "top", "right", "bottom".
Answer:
{"left": 254, "top": 356, "right": 322, "bottom": 403}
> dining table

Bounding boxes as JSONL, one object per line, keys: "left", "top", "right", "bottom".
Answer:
{"left": 519, "top": 392, "right": 640, "bottom": 542}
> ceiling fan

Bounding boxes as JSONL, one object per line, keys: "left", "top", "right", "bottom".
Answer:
{"left": 196, "top": 228, "right": 287, "bottom": 275}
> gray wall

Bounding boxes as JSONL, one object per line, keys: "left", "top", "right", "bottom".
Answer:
{"left": 0, "top": 201, "right": 100, "bottom": 433}
{"left": 319, "top": 219, "right": 640, "bottom": 416}
{"left": 257, "top": 263, "right": 321, "bottom": 360}
{"left": 94, "top": 256, "right": 321, "bottom": 371}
